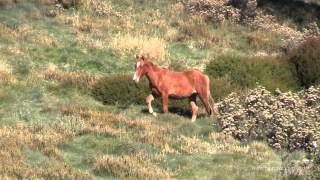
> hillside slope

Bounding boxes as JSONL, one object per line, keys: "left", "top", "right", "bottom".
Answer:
{"left": 0, "top": 0, "right": 318, "bottom": 179}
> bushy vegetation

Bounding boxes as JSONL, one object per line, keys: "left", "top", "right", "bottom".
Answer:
{"left": 218, "top": 85, "right": 320, "bottom": 152}
{"left": 289, "top": 36, "right": 320, "bottom": 87}
{"left": 205, "top": 55, "right": 300, "bottom": 99}
{"left": 92, "top": 74, "right": 150, "bottom": 106}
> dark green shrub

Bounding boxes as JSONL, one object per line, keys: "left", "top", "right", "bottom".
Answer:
{"left": 289, "top": 37, "right": 320, "bottom": 87}
{"left": 205, "top": 55, "right": 300, "bottom": 99}
{"left": 92, "top": 74, "right": 150, "bottom": 106}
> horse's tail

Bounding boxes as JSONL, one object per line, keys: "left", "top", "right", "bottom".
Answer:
{"left": 208, "top": 92, "right": 218, "bottom": 116}
{"left": 206, "top": 76, "right": 218, "bottom": 116}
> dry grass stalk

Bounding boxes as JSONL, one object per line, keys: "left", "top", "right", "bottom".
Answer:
{"left": 0, "top": 59, "right": 16, "bottom": 84}
{"left": 43, "top": 63, "right": 99, "bottom": 90}
{"left": 61, "top": 105, "right": 176, "bottom": 151}
{"left": 94, "top": 154, "right": 170, "bottom": 179}
{"left": 0, "top": 23, "right": 32, "bottom": 39}
{"left": 0, "top": 121, "right": 95, "bottom": 179}
{"left": 112, "top": 34, "right": 167, "bottom": 61}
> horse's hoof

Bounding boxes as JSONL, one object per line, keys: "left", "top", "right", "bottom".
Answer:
{"left": 152, "top": 112, "right": 157, "bottom": 117}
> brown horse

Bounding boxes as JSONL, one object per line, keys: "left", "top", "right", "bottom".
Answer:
{"left": 133, "top": 55, "right": 217, "bottom": 122}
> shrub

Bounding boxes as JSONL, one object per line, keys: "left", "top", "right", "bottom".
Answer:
{"left": 91, "top": 74, "right": 150, "bottom": 106}
{"left": 205, "top": 55, "right": 300, "bottom": 99}
{"left": 185, "top": 0, "right": 241, "bottom": 22}
{"left": 288, "top": 36, "right": 320, "bottom": 87}
{"left": 228, "top": 0, "right": 258, "bottom": 20}
{"left": 217, "top": 85, "right": 320, "bottom": 152}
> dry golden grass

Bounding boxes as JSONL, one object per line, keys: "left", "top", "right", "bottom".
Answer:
{"left": 0, "top": 59, "right": 11, "bottom": 74}
{"left": 0, "top": 102, "right": 279, "bottom": 179}
{"left": 0, "top": 59, "right": 16, "bottom": 84}
{"left": 43, "top": 63, "right": 99, "bottom": 90}
{"left": 165, "top": 28, "right": 179, "bottom": 42}
{"left": 177, "top": 135, "right": 249, "bottom": 154}
{"left": 94, "top": 154, "right": 170, "bottom": 179}
{"left": 0, "top": 121, "right": 95, "bottom": 179}
{"left": 60, "top": 105, "right": 279, "bottom": 159}
{"left": 112, "top": 34, "right": 167, "bottom": 61}
{"left": 0, "top": 122, "right": 73, "bottom": 157}
{"left": 75, "top": 32, "right": 107, "bottom": 49}
{"left": 56, "top": 12, "right": 93, "bottom": 34}
{"left": 31, "top": 31, "right": 60, "bottom": 47}
{"left": 0, "top": 23, "right": 32, "bottom": 39}
{"left": 241, "top": 30, "right": 281, "bottom": 53}
{"left": 178, "top": 134, "right": 277, "bottom": 162}
{"left": 171, "top": 2, "right": 185, "bottom": 14}
{"left": 61, "top": 105, "right": 176, "bottom": 152}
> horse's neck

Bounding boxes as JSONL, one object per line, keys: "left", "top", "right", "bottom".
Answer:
{"left": 146, "top": 63, "right": 163, "bottom": 86}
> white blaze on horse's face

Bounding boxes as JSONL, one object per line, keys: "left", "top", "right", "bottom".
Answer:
{"left": 133, "top": 61, "right": 142, "bottom": 83}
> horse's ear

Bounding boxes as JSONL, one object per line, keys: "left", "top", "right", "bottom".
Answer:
{"left": 141, "top": 55, "right": 146, "bottom": 61}
{"left": 135, "top": 54, "right": 139, "bottom": 59}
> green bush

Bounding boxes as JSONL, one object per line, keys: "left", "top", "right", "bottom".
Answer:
{"left": 205, "top": 55, "right": 300, "bottom": 100}
{"left": 289, "top": 37, "right": 320, "bottom": 87}
{"left": 92, "top": 74, "right": 150, "bottom": 106}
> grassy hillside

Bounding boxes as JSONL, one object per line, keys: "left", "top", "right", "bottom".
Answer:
{"left": 0, "top": 0, "right": 319, "bottom": 179}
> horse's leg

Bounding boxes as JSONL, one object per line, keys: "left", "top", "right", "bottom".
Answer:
{"left": 162, "top": 94, "right": 169, "bottom": 113}
{"left": 146, "top": 94, "right": 157, "bottom": 116}
{"left": 189, "top": 94, "right": 198, "bottom": 122}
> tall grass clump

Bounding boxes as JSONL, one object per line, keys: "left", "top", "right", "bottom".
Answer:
{"left": 288, "top": 36, "right": 320, "bottom": 87}
{"left": 205, "top": 55, "right": 300, "bottom": 99}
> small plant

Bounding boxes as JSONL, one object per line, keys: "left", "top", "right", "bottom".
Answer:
{"left": 288, "top": 36, "right": 320, "bottom": 87}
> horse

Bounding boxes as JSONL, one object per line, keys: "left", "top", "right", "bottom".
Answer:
{"left": 133, "top": 55, "right": 217, "bottom": 122}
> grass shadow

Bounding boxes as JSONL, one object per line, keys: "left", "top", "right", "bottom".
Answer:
{"left": 140, "top": 106, "right": 208, "bottom": 120}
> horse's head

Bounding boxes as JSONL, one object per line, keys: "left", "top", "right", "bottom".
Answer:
{"left": 133, "top": 55, "right": 148, "bottom": 83}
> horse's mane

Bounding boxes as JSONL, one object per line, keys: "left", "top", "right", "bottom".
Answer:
{"left": 145, "top": 59, "right": 162, "bottom": 71}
